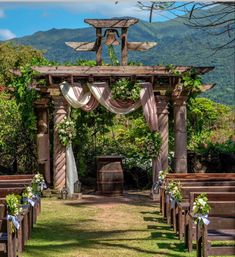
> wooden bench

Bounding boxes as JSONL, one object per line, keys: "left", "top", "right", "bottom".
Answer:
{"left": 185, "top": 192, "right": 235, "bottom": 253}
{"left": 0, "top": 218, "right": 17, "bottom": 257}
{"left": 160, "top": 173, "right": 235, "bottom": 215}
{"left": 0, "top": 174, "right": 41, "bottom": 257}
{"left": 195, "top": 201, "right": 235, "bottom": 257}
{"left": 165, "top": 185, "right": 235, "bottom": 229}
{"left": 174, "top": 186, "right": 235, "bottom": 243}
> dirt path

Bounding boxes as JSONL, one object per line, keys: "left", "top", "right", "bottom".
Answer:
{"left": 23, "top": 191, "right": 194, "bottom": 257}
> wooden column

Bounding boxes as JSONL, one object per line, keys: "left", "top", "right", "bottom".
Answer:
{"left": 96, "top": 28, "right": 102, "bottom": 66}
{"left": 52, "top": 96, "right": 68, "bottom": 191}
{"left": 155, "top": 95, "right": 169, "bottom": 171}
{"left": 173, "top": 96, "right": 188, "bottom": 173}
{"left": 35, "top": 98, "right": 51, "bottom": 184}
{"left": 121, "top": 27, "right": 128, "bottom": 65}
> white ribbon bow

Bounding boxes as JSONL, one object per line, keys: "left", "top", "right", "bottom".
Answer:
{"left": 7, "top": 215, "right": 20, "bottom": 230}
{"left": 194, "top": 214, "right": 210, "bottom": 225}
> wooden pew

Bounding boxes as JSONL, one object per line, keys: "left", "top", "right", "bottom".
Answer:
{"left": 0, "top": 175, "right": 39, "bottom": 256}
{"left": 174, "top": 186, "right": 235, "bottom": 243}
{"left": 162, "top": 181, "right": 235, "bottom": 225}
{"left": 185, "top": 192, "right": 235, "bottom": 253}
{"left": 195, "top": 201, "right": 235, "bottom": 257}
{"left": 160, "top": 175, "right": 235, "bottom": 216}
{"left": 0, "top": 218, "right": 17, "bottom": 257}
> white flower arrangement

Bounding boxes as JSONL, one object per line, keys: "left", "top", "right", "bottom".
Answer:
{"left": 193, "top": 193, "right": 211, "bottom": 226}
{"left": 57, "top": 117, "right": 76, "bottom": 147}
{"left": 158, "top": 170, "right": 168, "bottom": 182}
{"left": 6, "top": 194, "right": 22, "bottom": 216}
{"left": 166, "top": 180, "right": 182, "bottom": 202}
{"left": 32, "top": 173, "right": 46, "bottom": 195}
{"left": 22, "top": 186, "right": 34, "bottom": 199}
{"left": 32, "top": 173, "right": 44, "bottom": 184}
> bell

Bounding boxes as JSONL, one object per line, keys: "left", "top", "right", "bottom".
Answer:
{"left": 104, "top": 29, "right": 120, "bottom": 46}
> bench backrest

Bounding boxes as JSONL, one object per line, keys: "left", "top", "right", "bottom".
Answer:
{"left": 166, "top": 173, "right": 235, "bottom": 180}
{"left": 0, "top": 187, "right": 24, "bottom": 197}
{"left": 189, "top": 192, "right": 235, "bottom": 210}
{"left": 0, "top": 174, "right": 34, "bottom": 180}
{"left": 181, "top": 186, "right": 235, "bottom": 200}
{"left": 178, "top": 181, "right": 235, "bottom": 187}
{"left": 0, "top": 182, "right": 31, "bottom": 188}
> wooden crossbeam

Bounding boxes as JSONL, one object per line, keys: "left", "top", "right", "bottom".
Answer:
{"left": 127, "top": 42, "right": 157, "bottom": 51}
{"left": 65, "top": 42, "right": 96, "bottom": 51}
{"left": 30, "top": 66, "right": 214, "bottom": 77}
{"left": 84, "top": 18, "right": 139, "bottom": 28}
{"left": 66, "top": 41, "right": 157, "bottom": 52}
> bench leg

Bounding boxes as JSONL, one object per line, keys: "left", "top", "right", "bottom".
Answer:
{"left": 173, "top": 205, "right": 177, "bottom": 232}
{"left": 188, "top": 216, "right": 194, "bottom": 252}
{"left": 197, "top": 234, "right": 202, "bottom": 257}
{"left": 179, "top": 208, "right": 185, "bottom": 240}
{"left": 202, "top": 225, "right": 208, "bottom": 257}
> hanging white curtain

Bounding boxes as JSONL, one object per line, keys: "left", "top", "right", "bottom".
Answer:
{"left": 66, "top": 145, "right": 78, "bottom": 196}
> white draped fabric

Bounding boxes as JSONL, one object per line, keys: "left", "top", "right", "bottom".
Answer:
{"left": 59, "top": 80, "right": 162, "bottom": 194}
{"left": 88, "top": 82, "right": 142, "bottom": 114}
{"left": 60, "top": 82, "right": 99, "bottom": 112}
{"left": 66, "top": 145, "right": 78, "bottom": 196}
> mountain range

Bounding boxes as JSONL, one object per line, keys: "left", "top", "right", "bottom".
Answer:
{"left": 10, "top": 12, "right": 235, "bottom": 105}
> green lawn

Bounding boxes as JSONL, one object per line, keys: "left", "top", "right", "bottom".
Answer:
{"left": 23, "top": 192, "right": 197, "bottom": 257}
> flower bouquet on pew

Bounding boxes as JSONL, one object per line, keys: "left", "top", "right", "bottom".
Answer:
{"left": 166, "top": 180, "right": 182, "bottom": 206}
{"left": 153, "top": 170, "right": 168, "bottom": 193}
{"left": 22, "top": 186, "right": 38, "bottom": 207}
{"left": 32, "top": 173, "right": 47, "bottom": 197}
{"left": 192, "top": 193, "right": 211, "bottom": 226}
{"left": 6, "top": 194, "right": 22, "bottom": 232}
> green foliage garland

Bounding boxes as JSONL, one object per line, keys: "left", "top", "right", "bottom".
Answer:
{"left": 111, "top": 78, "right": 141, "bottom": 102}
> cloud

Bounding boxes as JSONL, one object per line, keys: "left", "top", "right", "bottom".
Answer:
{"left": 60, "top": 1, "right": 147, "bottom": 19}
{"left": 0, "top": 9, "right": 5, "bottom": 18}
{"left": 0, "top": 29, "right": 16, "bottom": 40}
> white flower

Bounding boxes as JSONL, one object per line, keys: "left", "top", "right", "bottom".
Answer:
{"left": 198, "top": 198, "right": 206, "bottom": 207}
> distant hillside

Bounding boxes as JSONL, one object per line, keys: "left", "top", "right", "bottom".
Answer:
{"left": 10, "top": 15, "right": 235, "bottom": 105}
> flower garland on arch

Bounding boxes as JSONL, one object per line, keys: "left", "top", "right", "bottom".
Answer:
{"left": 57, "top": 117, "right": 76, "bottom": 147}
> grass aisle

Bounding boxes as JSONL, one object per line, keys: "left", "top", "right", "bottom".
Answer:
{"left": 23, "top": 192, "right": 196, "bottom": 257}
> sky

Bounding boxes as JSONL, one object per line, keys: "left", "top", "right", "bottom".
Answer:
{"left": 0, "top": 0, "right": 182, "bottom": 40}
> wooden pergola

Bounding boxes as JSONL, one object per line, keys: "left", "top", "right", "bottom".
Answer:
{"left": 33, "top": 65, "right": 214, "bottom": 189}
{"left": 30, "top": 19, "right": 214, "bottom": 192}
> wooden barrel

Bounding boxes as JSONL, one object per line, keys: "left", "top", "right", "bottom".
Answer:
{"left": 96, "top": 156, "right": 124, "bottom": 196}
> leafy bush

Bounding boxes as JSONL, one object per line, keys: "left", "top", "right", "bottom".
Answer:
{"left": 187, "top": 97, "right": 233, "bottom": 152}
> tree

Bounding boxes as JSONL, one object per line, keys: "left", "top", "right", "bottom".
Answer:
{"left": 137, "top": 2, "right": 235, "bottom": 51}
{"left": 137, "top": 1, "right": 175, "bottom": 23}
{"left": 0, "top": 42, "right": 43, "bottom": 85}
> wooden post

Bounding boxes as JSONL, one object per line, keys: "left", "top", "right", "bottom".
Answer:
{"left": 35, "top": 98, "right": 51, "bottom": 184}
{"left": 96, "top": 28, "right": 102, "bottom": 66}
{"left": 155, "top": 95, "right": 169, "bottom": 171}
{"left": 173, "top": 96, "right": 188, "bottom": 173}
{"left": 52, "top": 96, "right": 68, "bottom": 191}
{"left": 121, "top": 27, "right": 128, "bottom": 65}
